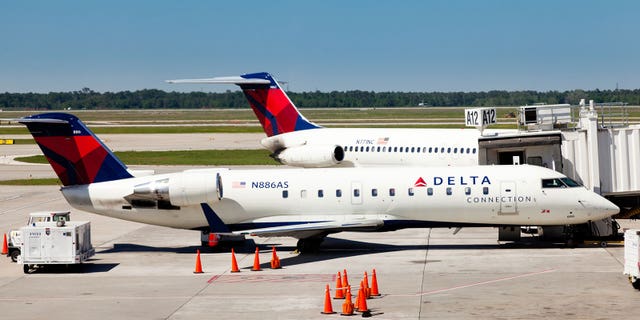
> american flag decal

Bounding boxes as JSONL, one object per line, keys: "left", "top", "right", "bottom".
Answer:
{"left": 377, "top": 137, "right": 389, "bottom": 145}
{"left": 232, "top": 181, "right": 246, "bottom": 188}
{"left": 541, "top": 209, "right": 550, "bottom": 214}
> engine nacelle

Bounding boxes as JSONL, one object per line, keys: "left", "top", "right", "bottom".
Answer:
{"left": 130, "top": 171, "right": 223, "bottom": 207}
{"left": 273, "top": 145, "right": 344, "bottom": 168}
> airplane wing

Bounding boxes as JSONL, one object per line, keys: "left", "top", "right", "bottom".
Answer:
{"left": 234, "top": 218, "right": 384, "bottom": 239}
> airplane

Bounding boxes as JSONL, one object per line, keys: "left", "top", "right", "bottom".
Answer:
{"left": 18, "top": 113, "right": 618, "bottom": 251}
{"left": 167, "top": 72, "right": 482, "bottom": 168}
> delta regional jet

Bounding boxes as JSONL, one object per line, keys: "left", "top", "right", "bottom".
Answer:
{"left": 18, "top": 113, "right": 618, "bottom": 251}
{"left": 167, "top": 72, "right": 481, "bottom": 168}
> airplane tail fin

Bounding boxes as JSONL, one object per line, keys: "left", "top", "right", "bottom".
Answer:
{"left": 18, "top": 113, "right": 133, "bottom": 186}
{"left": 167, "top": 72, "right": 320, "bottom": 137}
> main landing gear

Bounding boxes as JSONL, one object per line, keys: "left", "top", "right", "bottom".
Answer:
{"left": 296, "top": 237, "right": 325, "bottom": 253}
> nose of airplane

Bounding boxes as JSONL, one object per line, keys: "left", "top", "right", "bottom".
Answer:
{"left": 588, "top": 196, "right": 619, "bottom": 220}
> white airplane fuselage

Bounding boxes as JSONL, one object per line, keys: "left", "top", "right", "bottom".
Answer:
{"left": 262, "top": 128, "right": 483, "bottom": 167}
{"left": 61, "top": 165, "right": 618, "bottom": 236}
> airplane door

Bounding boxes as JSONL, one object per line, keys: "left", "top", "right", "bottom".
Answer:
{"left": 351, "top": 182, "right": 363, "bottom": 205}
{"left": 499, "top": 181, "right": 517, "bottom": 214}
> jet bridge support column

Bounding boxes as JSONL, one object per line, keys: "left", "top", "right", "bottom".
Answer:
{"left": 579, "top": 100, "right": 601, "bottom": 194}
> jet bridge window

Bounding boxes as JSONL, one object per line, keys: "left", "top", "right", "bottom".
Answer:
{"left": 353, "top": 189, "right": 360, "bottom": 197}
{"left": 371, "top": 189, "right": 378, "bottom": 197}
{"left": 465, "top": 187, "right": 471, "bottom": 195}
{"left": 408, "top": 188, "right": 414, "bottom": 196}
{"left": 318, "top": 190, "right": 324, "bottom": 198}
{"left": 446, "top": 187, "right": 452, "bottom": 195}
{"left": 483, "top": 187, "right": 489, "bottom": 195}
{"left": 336, "top": 189, "right": 342, "bottom": 197}
{"left": 389, "top": 188, "right": 396, "bottom": 196}
{"left": 282, "top": 190, "right": 289, "bottom": 198}
{"left": 301, "top": 190, "right": 308, "bottom": 198}
{"left": 427, "top": 187, "right": 433, "bottom": 196}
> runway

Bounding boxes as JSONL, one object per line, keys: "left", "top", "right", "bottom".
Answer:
{"left": 0, "top": 134, "right": 639, "bottom": 319}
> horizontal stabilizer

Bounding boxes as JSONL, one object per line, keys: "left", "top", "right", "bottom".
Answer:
{"left": 234, "top": 218, "right": 384, "bottom": 238}
{"left": 166, "top": 76, "right": 271, "bottom": 85}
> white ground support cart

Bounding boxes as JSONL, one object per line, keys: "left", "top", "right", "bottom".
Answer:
{"left": 6, "top": 211, "right": 72, "bottom": 262}
{"left": 623, "top": 229, "right": 640, "bottom": 289}
{"left": 18, "top": 219, "right": 94, "bottom": 273}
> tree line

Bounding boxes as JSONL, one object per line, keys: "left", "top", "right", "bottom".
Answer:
{"left": 1, "top": 88, "right": 639, "bottom": 110}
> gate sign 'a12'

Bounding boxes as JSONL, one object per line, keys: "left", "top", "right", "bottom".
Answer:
{"left": 465, "top": 108, "right": 496, "bottom": 128}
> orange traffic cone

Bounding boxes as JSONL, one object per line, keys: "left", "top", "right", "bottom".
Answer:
{"left": 193, "top": 249, "right": 203, "bottom": 274}
{"left": 363, "top": 271, "right": 371, "bottom": 298}
{"left": 354, "top": 280, "right": 363, "bottom": 310}
{"left": 230, "top": 248, "right": 240, "bottom": 273}
{"left": 251, "top": 247, "right": 262, "bottom": 271}
{"left": 342, "top": 269, "right": 349, "bottom": 288}
{"left": 371, "top": 269, "right": 381, "bottom": 296}
{"left": 341, "top": 286, "right": 354, "bottom": 316}
{"left": 1, "top": 234, "right": 8, "bottom": 255}
{"left": 321, "top": 284, "right": 336, "bottom": 314}
{"left": 270, "top": 246, "right": 281, "bottom": 269}
{"left": 356, "top": 285, "right": 369, "bottom": 313}
{"left": 333, "top": 272, "right": 345, "bottom": 299}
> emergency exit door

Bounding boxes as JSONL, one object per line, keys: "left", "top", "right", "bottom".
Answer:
{"left": 499, "top": 181, "right": 518, "bottom": 214}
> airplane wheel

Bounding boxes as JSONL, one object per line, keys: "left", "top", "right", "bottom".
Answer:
{"left": 297, "top": 238, "right": 324, "bottom": 253}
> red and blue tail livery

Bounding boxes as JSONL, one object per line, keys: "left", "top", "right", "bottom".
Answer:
{"left": 19, "top": 113, "right": 132, "bottom": 186}
{"left": 168, "top": 72, "right": 320, "bottom": 137}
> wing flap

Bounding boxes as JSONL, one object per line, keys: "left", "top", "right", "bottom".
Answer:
{"left": 234, "top": 218, "right": 384, "bottom": 238}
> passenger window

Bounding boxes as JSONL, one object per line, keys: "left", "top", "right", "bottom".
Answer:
{"left": 422, "top": 147, "right": 426, "bottom": 153}
{"left": 447, "top": 147, "right": 451, "bottom": 153}
{"left": 318, "top": 190, "right": 324, "bottom": 198}
{"left": 465, "top": 187, "right": 471, "bottom": 195}
{"left": 282, "top": 190, "right": 289, "bottom": 198}
{"left": 472, "top": 148, "right": 477, "bottom": 154}
{"left": 389, "top": 188, "right": 396, "bottom": 196}
{"left": 434, "top": 148, "right": 438, "bottom": 153}
{"left": 394, "top": 147, "right": 398, "bottom": 152}
{"left": 371, "top": 189, "right": 378, "bottom": 197}
{"left": 377, "top": 146, "right": 381, "bottom": 152}
{"left": 441, "top": 147, "right": 445, "bottom": 153}
{"left": 482, "top": 187, "right": 489, "bottom": 195}
{"left": 336, "top": 189, "right": 342, "bottom": 197}
{"left": 466, "top": 148, "right": 470, "bottom": 154}
{"left": 354, "top": 189, "right": 360, "bottom": 197}
{"left": 360, "top": 146, "right": 364, "bottom": 152}
{"left": 427, "top": 187, "right": 433, "bottom": 196}
{"left": 411, "top": 147, "right": 415, "bottom": 153}
{"left": 399, "top": 147, "right": 403, "bottom": 152}
{"left": 408, "top": 188, "right": 414, "bottom": 196}
{"left": 382, "top": 146, "right": 386, "bottom": 152}
{"left": 446, "top": 187, "right": 452, "bottom": 195}
{"left": 366, "top": 146, "right": 370, "bottom": 152}
{"left": 454, "top": 148, "right": 458, "bottom": 153}
{"left": 301, "top": 190, "right": 307, "bottom": 198}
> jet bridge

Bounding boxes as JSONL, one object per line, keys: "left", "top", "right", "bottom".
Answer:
{"left": 477, "top": 100, "right": 640, "bottom": 241}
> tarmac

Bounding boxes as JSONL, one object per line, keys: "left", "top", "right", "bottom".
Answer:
{"left": 1, "top": 134, "right": 640, "bottom": 319}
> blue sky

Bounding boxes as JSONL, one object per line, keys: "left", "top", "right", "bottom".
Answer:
{"left": 1, "top": 1, "right": 638, "bottom": 93}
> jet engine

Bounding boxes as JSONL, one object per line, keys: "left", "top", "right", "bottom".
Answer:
{"left": 129, "top": 171, "right": 223, "bottom": 207}
{"left": 272, "top": 145, "right": 344, "bottom": 168}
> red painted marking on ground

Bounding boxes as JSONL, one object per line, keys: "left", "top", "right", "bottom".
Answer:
{"left": 207, "top": 273, "right": 335, "bottom": 284}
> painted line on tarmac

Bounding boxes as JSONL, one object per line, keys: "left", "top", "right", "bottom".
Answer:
{"left": 394, "top": 268, "right": 556, "bottom": 297}
{"left": 207, "top": 273, "right": 335, "bottom": 284}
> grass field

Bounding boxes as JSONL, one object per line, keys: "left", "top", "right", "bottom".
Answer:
{"left": 15, "top": 149, "right": 280, "bottom": 166}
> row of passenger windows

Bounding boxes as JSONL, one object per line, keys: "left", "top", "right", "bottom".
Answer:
{"left": 344, "top": 145, "right": 477, "bottom": 154}
{"left": 282, "top": 187, "right": 491, "bottom": 199}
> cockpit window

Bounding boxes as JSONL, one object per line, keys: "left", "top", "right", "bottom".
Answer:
{"left": 560, "top": 177, "right": 582, "bottom": 187}
{"left": 542, "top": 178, "right": 564, "bottom": 188}
{"left": 542, "top": 177, "right": 583, "bottom": 188}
